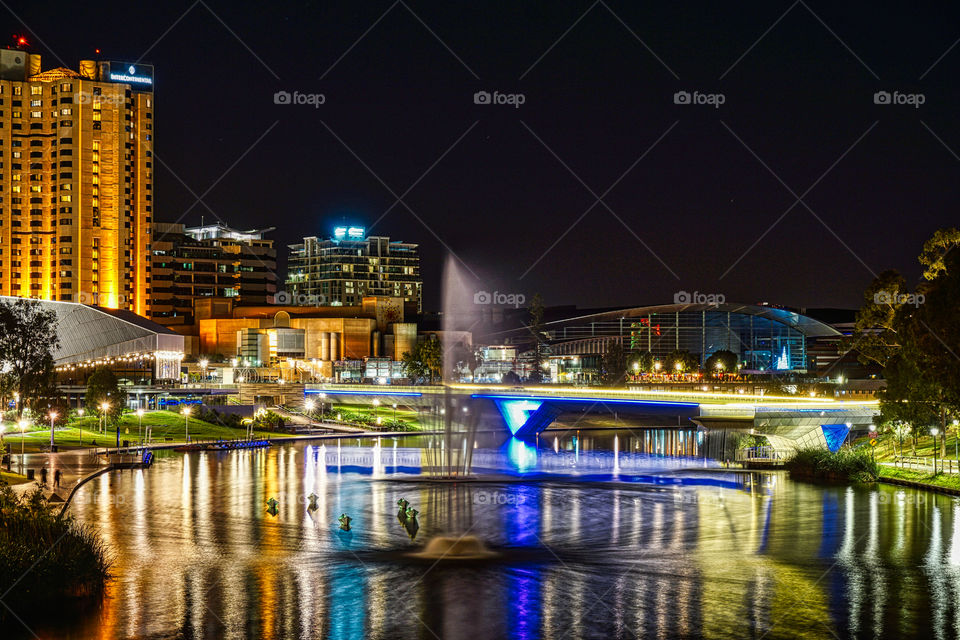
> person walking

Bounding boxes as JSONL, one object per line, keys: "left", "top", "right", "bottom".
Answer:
{"left": 40, "top": 466, "right": 48, "bottom": 487}
{"left": 54, "top": 468, "right": 61, "bottom": 489}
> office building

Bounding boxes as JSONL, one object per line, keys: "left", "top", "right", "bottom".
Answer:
{"left": 0, "top": 51, "right": 154, "bottom": 313}
{"left": 286, "top": 225, "right": 421, "bottom": 311}
{"left": 150, "top": 222, "right": 277, "bottom": 326}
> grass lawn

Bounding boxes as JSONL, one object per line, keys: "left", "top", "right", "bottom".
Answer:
{"left": 879, "top": 465, "right": 960, "bottom": 492}
{"left": 0, "top": 469, "right": 29, "bottom": 485}
{"left": 864, "top": 431, "right": 960, "bottom": 462}
{"left": 330, "top": 403, "right": 424, "bottom": 429}
{"left": 4, "top": 411, "right": 280, "bottom": 452}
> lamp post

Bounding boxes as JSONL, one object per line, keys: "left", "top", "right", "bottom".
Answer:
{"left": 18, "top": 419, "right": 27, "bottom": 471}
{"left": 199, "top": 359, "right": 208, "bottom": 383}
{"left": 48, "top": 411, "right": 57, "bottom": 450}
{"left": 392, "top": 403, "right": 397, "bottom": 422}
{"left": 100, "top": 402, "right": 110, "bottom": 434}
{"left": 182, "top": 406, "right": 192, "bottom": 443}
{"left": 77, "top": 408, "right": 84, "bottom": 447}
{"left": 373, "top": 398, "right": 380, "bottom": 421}
{"left": 305, "top": 399, "right": 315, "bottom": 422}
{"left": 931, "top": 427, "right": 940, "bottom": 474}
{"left": 137, "top": 409, "right": 144, "bottom": 444}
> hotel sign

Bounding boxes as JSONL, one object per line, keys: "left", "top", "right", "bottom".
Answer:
{"left": 105, "top": 61, "right": 154, "bottom": 86}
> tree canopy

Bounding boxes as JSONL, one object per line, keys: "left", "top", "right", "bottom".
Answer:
{"left": 84, "top": 367, "right": 125, "bottom": 423}
{"left": 401, "top": 337, "right": 443, "bottom": 384}
{"left": 0, "top": 299, "right": 61, "bottom": 417}
{"left": 853, "top": 228, "right": 960, "bottom": 435}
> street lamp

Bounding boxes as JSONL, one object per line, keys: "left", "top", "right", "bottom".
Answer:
{"left": 392, "top": 403, "right": 397, "bottom": 422}
{"left": 18, "top": 419, "right": 28, "bottom": 470}
{"left": 373, "top": 398, "right": 380, "bottom": 421}
{"left": 199, "top": 359, "right": 208, "bottom": 382}
{"left": 182, "top": 406, "right": 192, "bottom": 443}
{"left": 137, "top": 409, "right": 145, "bottom": 444}
{"left": 48, "top": 411, "right": 57, "bottom": 449}
{"left": 77, "top": 408, "right": 85, "bottom": 447}
{"left": 100, "top": 402, "right": 110, "bottom": 434}
{"left": 931, "top": 427, "right": 940, "bottom": 474}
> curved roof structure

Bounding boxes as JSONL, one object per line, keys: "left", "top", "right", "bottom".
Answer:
{"left": 535, "top": 303, "right": 841, "bottom": 338}
{"left": 0, "top": 296, "right": 183, "bottom": 365}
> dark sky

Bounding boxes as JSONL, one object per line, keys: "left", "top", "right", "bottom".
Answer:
{"left": 11, "top": 0, "right": 960, "bottom": 312}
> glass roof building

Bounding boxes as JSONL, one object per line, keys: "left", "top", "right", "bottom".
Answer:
{"left": 516, "top": 303, "right": 841, "bottom": 373}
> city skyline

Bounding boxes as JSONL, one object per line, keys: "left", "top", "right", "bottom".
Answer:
{"left": 6, "top": 1, "right": 958, "bottom": 312}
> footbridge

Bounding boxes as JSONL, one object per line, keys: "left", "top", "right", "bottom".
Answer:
{"left": 303, "top": 384, "right": 879, "bottom": 451}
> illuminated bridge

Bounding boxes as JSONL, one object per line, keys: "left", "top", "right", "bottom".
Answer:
{"left": 304, "top": 384, "right": 879, "bottom": 452}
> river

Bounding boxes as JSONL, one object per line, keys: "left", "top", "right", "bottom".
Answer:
{"left": 19, "top": 430, "right": 960, "bottom": 639}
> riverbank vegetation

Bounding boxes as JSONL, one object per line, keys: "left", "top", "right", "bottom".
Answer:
{"left": 879, "top": 466, "right": 960, "bottom": 492}
{"left": 0, "top": 485, "right": 109, "bottom": 619}
{"left": 785, "top": 447, "right": 880, "bottom": 483}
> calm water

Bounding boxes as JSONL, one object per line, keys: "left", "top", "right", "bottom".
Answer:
{"left": 20, "top": 430, "right": 960, "bottom": 639}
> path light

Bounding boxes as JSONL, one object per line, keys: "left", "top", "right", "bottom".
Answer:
{"left": 48, "top": 411, "right": 57, "bottom": 449}
{"left": 100, "top": 402, "right": 110, "bottom": 434}
{"left": 137, "top": 409, "right": 145, "bottom": 444}
{"left": 18, "top": 419, "right": 28, "bottom": 468}
{"left": 182, "top": 406, "right": 192, "bottom": 443}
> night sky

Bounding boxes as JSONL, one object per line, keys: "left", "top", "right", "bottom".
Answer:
{"left": 10, "top": 1, "right": 960, "bottom": 312}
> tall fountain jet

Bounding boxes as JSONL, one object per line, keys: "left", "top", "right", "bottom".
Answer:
{"left": 421, "top": 255, "right": 485, "bottom": 478}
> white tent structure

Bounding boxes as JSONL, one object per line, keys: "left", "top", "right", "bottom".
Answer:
{"left": 0, "top": 296, "right": 184, "bottom": 380}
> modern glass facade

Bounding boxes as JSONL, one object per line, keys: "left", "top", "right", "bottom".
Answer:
{"left": 545, "top": 304, "right": 839, "bottom": 372}
{"left": 286, "top": 231, "right": 421, "bottom": 311}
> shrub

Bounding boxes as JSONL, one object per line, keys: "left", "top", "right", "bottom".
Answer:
{"left": 0, "top": 485, "right": 110, "bottom": 618}
{"left": 785, "top": 446, "right": 880, "bottom": 483}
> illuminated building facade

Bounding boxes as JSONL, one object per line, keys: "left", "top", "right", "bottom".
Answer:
{"left": 189, "top": 295, "right": 418, "bottom": 381}
{"left": 286, "top": 226, "right": 421, "bottom": 311}
{"left": 0, "top": 51, "right": 154, "bottom": 313}
{"left": 151, "top": 222, "right": 277, "bottom": 325}
{"left": 487, "top": 303, "right": 841, "bottom": 374}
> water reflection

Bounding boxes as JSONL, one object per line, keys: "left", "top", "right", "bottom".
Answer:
{"left": 17, "top": 431, "right": 960, "bottom": 639}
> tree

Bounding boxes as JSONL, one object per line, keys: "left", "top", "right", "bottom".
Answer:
{"left": 420, "top": 337, "right": 443, "bottom": 384}
{"left": 400, "top": 338, "right": 443, "bottom": 384}
{"left": 704, "top": 349, "right": 738, "bottom": 374}
{"left": 666, "top": 349, "right": 698, "bottom": 373}
{"left": 629, "top": 350, "right": 655, "bottom": 374}
{"left": 601, "top": 340, "right": 627, "bottom": 386}
{"left": 400, "top": 348, "right": 428, "bottom": 383}
{"left": 918, "top": 227, "right": 960, "bottom": 281}
{"left": 85, "top": 367, "right": 125, "bottom": 424}
{"left": 526, "top": 294, "right": 547, "bottom": 383}
{"left": 848, "top": 270, "right": 909, "bottom": 368}
{"left": 853, "top": 228, "right": 960, "bottom": 457}
{"left": 0, "top": 299, "right": 61, "bottom": 418}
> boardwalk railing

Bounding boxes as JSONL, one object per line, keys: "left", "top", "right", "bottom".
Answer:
{"left": 893, "top": 455, "right": 960, "bottom": 474}
{"left": 735, "top": 446, "right": 789, "bottom": 463}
